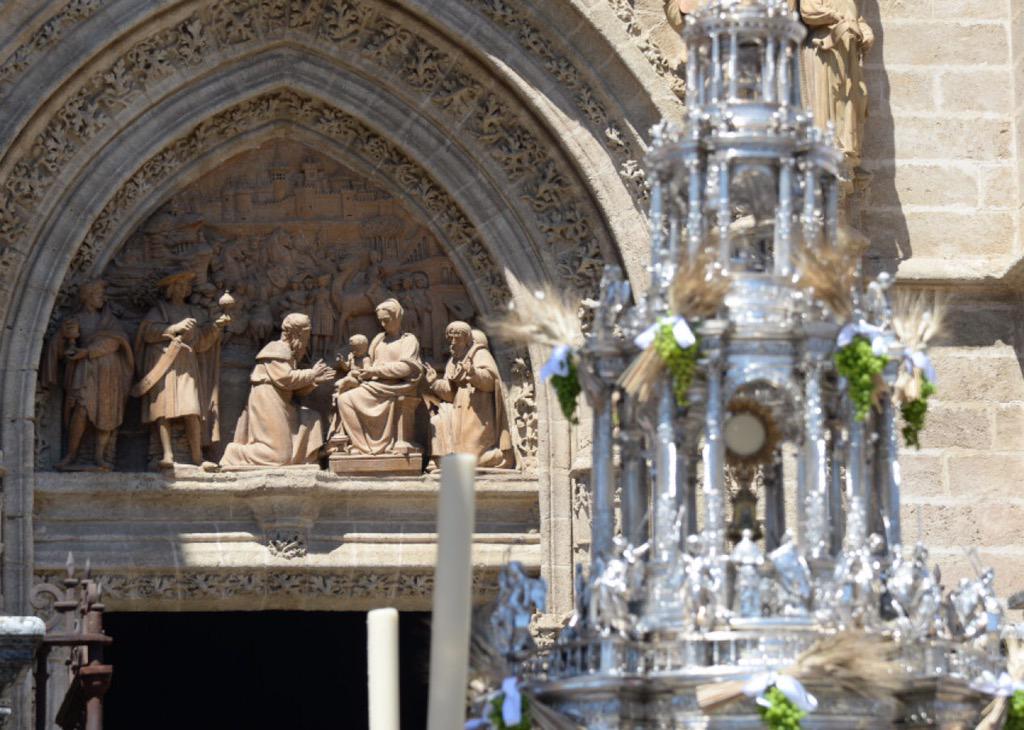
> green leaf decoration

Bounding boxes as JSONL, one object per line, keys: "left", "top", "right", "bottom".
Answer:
{"left": 654, "top": 322, "right": 700, "bottom": 407}
{"left": 1006, "top": 689, "right": 1024, "bottom": 730}
{"left": 550, "top": 357, "right": 581, "bottom": 424}
{"left": 488, "top": 693, "right": 531, "bottom": 730}
{"left": 834, "top": 336, "right": 888, "bottom": 421}
{"left": 757, "top": 686, "right": 805, "bottom": 730}
{"left": 900, "top": 376, "right": 935, "bottom": 449}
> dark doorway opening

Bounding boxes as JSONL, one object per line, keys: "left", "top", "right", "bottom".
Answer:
{"left": 103, "top": 611, "right": 431, "bottom": 730}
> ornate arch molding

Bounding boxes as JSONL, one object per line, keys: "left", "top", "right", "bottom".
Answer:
{"left": 0, "top": 0, "right": 678, "bottom": 186}
{"left": 0, "top": 0, "right": 668, "bottom": 299}
{"left": 0, "top": 0, "right": 645, "bottom": 314}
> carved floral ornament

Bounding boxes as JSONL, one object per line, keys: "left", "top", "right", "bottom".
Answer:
{"left": 31, "top": 568, "right": 500, "bottom": 623}
{"left": 0, "top": 0, "right": 647, "bottom": 185}
{"left": 0, "top": 0, "right": 648, "bottom": 315}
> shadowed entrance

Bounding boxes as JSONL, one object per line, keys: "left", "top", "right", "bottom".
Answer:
{"left": 103, "top": 611, "right": 430, "bottom": 730}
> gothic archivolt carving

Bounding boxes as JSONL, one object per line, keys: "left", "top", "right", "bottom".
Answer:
{"left": 0, "top": 0, "right": 103, "bottom": 89}
{"left": 605, "top": 0, "right": 686, "bottom": 100}
{"left": 0, "top": 0, "right": 640, "bottom": 312}
{"left": 0, "top": 0, "right": 647, "bottom": 197}
{"left": 57, "top": 92, "right": 512, "bottom": 314}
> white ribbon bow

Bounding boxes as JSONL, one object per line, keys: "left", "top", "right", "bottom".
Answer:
{"left": 463, "top": 677, "right": 522, "bottom": 729}
{"left": 969, "top": 670, "right": 1024, "bottom": 697}
{"left": 500, "top": 676, "right": 522, "bottom": 725}
{"left": 742, "top": 672, "right": 818, "bottom": 714}
{"left": 634, "top": 316, "right": 696, "bottom": 351}
{"left": 902, "top": 348, "right": 937, "bottom": 384}
{"left": 837, "top": 320, "right": 888, "bottom": 357}
{"left": 540, "top": 344, "right": 571, "bottom": 381}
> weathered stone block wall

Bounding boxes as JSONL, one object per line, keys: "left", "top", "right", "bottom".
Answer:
{"left": 864, "top": 0, "right": 1015, "bottom": 276}
{"left": 862, "top": 0, "right": 1020, "bottom": 277}
{"left": 862, "top": 0, "right": 1024, "bottom": 597}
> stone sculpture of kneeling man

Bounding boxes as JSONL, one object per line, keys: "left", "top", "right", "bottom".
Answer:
{"left": 220, "top": 313, "right": 335, "bottom": 467}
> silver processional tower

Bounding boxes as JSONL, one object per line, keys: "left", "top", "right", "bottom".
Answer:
{"left": 482, "top": 1, "right": 1016, "bottom": 727}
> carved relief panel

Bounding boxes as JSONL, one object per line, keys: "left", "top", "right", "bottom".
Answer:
{"left": 39, "top": 140, "right": 493, "bottom": 469}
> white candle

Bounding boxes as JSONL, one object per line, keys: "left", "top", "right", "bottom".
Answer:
{"left": 426, "top": 453, "right": 477, "bottom": 730}
{"left": 367, "top": 607, "right": 400, "bottom": 730}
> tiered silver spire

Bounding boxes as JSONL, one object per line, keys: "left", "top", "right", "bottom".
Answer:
{"left": 486, "top": 1, "right": 1015, "bottom": 726}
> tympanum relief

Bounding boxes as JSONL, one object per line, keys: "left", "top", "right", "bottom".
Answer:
{"left": 39, "top": 140, "right": 526, "bottom": 473}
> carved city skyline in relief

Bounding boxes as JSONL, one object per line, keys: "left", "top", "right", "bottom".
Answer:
{"left": 102, "top": 139, "right": 476, "bottom": 362}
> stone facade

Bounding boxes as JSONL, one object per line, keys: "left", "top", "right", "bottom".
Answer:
{"left": 856, "top": 0, "right": 1024, "bottom": 598}
{"left": 0, "top": 0, "right": 1022, "bottom": 724}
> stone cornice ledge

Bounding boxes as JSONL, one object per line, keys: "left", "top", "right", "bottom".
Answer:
{"left": 896, "top": 254, "right": 1024, "bottom": 293}
{"left": 33, "top": 465, "right": 540, "bottom": 494}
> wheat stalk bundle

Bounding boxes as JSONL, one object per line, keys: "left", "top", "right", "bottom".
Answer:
{"left": 523, "top": 695, "right": 587, "bottom": 730}
{"left": 484, "top": 287, "right": 584, "bottom": 353}
{"left": 696, "top": 632, "right": 906, "bottom": 713}
{"left": 619, "top": 250, "right": 728, "bottom": 403}
{"left": 793, "top": 226, "right": 868, "bottom": 321}
{"left": 891, "top": 289, "right": 946, "bottom": 403}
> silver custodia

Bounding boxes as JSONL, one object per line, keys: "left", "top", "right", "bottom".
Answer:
{"left": 480, "top": 1, "right": 1009, "bottom": 726}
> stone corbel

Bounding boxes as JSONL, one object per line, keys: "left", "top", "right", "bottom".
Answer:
{"left": 245, "top": 483, "right": 322, "bottom": 559}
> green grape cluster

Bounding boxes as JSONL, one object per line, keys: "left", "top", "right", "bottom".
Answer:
{"left": 757, "top": 686, "right": 806, "bottom": 730}
{"left": 489, "top": 693, "right": 531, "bottom": 730}
{"left": 550, "top": 358, "right": 581, "bottom": 424}
{"left": 834, "top": 336, "right": 888, "bottom": 421}
{"left": 1006, "top": 689, "right": 1024, "bottom": 730}
{"left": 900, "top": 376, "right": 935, "bottom": 449}
{"left": 654, "top": 323, "right": 700, "bottom": 407}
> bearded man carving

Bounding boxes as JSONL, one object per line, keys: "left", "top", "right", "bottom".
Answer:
{"left": 220, "top": 313, "right": 334, "bottom": 467}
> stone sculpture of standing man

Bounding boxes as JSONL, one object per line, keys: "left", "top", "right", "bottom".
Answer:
{"left": 133, "top": 271, "right": 228, "bottom": 469}
{"left": 425, "top": 322, "right": 513, "bottom": 470}
{"left": 43, "top": 279, "right": 134, "bottom": 471}
{"left": 220, "top": 313, "right": 335, "bottom": 467}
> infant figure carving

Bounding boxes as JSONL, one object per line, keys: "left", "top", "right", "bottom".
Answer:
{"left": 43, "top": 280, "right": 134, "bottom": 471}
{"left": 220, "top": 313, "right": 335, "bottom": 467}
{"left": 132, "top": 271, "right": 228, "bottom": 469}
{"left": 425, "top": 323, "right": 513, "bottom": 470}
{"left": 325, "top": 334, "right": 371, "bottom": 455}
{"left": 328, "top": 298, "right": 425, "bottom": 475}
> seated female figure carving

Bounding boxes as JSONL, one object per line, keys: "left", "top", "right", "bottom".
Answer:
{"left": 334, "top": 299, "right": 425, "bottom": 455}
{"left": 220, "top": 313, "right": 334, "bottom": 467}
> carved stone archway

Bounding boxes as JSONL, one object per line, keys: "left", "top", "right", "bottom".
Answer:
{"left": 18, "top": 69, "right": 562, "bottom": 605}
{"left": 0, "top": 0, "right": 679, "bottom": 627}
